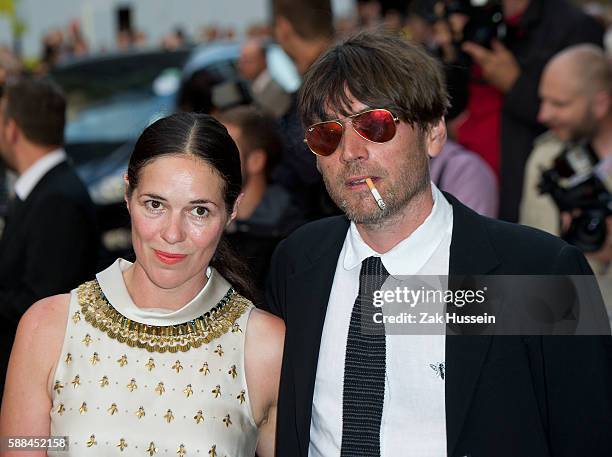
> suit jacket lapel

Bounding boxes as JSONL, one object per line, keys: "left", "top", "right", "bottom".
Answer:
{"left": 445, "top": 193, "right": 500, "bottom": 456}
{"left": 0, "top": 197, "right": 26, "bottom": 249}
{"left": 290, "top": 216, "right": 349, "bottom": 456}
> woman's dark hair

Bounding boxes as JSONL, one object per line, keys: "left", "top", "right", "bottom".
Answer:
{"left": 127, "top": 112, "right": 256, "bottom": 301}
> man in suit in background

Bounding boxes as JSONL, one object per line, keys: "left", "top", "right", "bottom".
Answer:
{"left": 266, "top": 32, "right": 611, "bottom": 457}
{"left": 0, "top": 77, "right": 99, "bottom": 398}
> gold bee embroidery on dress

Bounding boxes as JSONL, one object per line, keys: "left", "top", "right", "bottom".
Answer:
{"left": 82, "top": 334, "right": 92, "bottom": 346}
{"left": 209, "top": 445, "right": 217, "bottom": 457}
{"left": 183, "top": 384, "right": 193, "bottom": 398}
{"left": 194, "top": 410, "right": 204, "bottom": 424}
{"left": 90, "top": 352, "right": 100, "bottom": 365}
{"left": 117, "top": 438, "right": 128, "bottom": 452}
{"left": 147, "top": 442, "right": 158, "bottom": 456}
{"left": 71, "top": 375, "right": 80, "bottom": 388}
{"left": 53, "top": 381, "right": 64, "bottom": 394}
{"left": 86, "top": 435, "right": 97, "bottom": 447}
{"left": 172, "top": 360, "right": 183, "bottom": 373}
{"left": 163, "top": 409, "right": 174, "bottom": 423}
{"left": 108, "top": 403, "right": 118, "bottom": 415}
{"left": 212, "top": 385, "right": 221, "bottom": 398}
{"left": 177, "top": 444, "right": 186, "bottom": 457}
{"left": 155, "top": 382, "right": 165, "bottom": 396}
{"left": 223, "top": 414, "right": 232, "bottom": 427}
{"left": 214, "top": 344, "right": 224, "bottom": 357}
{"left": 231, "top": 322, "right": 242, "bottom": 333}
{"left": 199, "top": 362, "right": 210, "bottom": 375}
{"left": 136, "top": 406, "right": 146, "bottom": 419}
{"left": 127, "top": 378, "right": 137, "bottom": 392}
{"left": 117, "top": 354, "right": 128, "bottom": 367}
{"left": 228, "top": 365, "right": 237, "bottom": 379}
{"left": 237, "top": 390, "right": 246, "bottom": 404}
{"left": 65, "top": 353, "right": 72, "bottom": 364}
{"left": 56, "top": 403, "right": 66, "bottom": 415}
{"left": 72, "top": 311, "right": 81, "bottom": 324}
{"left": 79, "top": 402, "right": 87, "bottom": 414}
{"left": 99, "top": 375, "right": 109, "bottom": 387}
{"left": 145, "top": 358, "right": 155, "bottom": 371}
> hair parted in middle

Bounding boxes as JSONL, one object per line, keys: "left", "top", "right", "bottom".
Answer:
{"left": 299, "top": 31, "right": 450, "bottom": 131}
{"left": 126, "top": 112, "right": 255, "bottom": 300}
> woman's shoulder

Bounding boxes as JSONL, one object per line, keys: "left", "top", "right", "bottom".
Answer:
{"left": 17, "top": 293, "right": 71, "bottom": 347}
{"left": 247, "top": 308, "right": 285, "bottom": 341}
{"left": 244, "top": 308, "right": 285, "bottom": 367}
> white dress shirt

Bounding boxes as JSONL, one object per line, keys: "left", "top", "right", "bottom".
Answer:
{"left": 309, "top": 184, "right": 454, "bottom": 457}
{"left": 14, "top": 148, "right": 67, "bottom": 200}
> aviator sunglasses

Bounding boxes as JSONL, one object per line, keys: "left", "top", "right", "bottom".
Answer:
{"left": 304, "top": 108, "right": 400, "bottom": 157}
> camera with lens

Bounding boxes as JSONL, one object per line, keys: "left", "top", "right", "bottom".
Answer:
{"left": 438, "top": 0, "right": 506, "bottom": 48}
{"left": 538, "top": 143, "right": 612, "bottom": 252}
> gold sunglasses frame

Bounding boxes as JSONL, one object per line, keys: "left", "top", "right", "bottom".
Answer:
{"left": 303, "top": 108, "right": 400, "bottom": 156}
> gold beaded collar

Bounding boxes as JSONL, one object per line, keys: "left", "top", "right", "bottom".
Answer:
{"left": 76, "top": 280, "right": 251, "bottom": 353}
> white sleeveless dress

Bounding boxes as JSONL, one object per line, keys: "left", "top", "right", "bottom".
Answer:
{"left": 49, "top": 259, "right": 258, "bottom": 457}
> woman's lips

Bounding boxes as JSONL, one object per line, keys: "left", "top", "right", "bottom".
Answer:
{"left": 154, "top": 249, "right": 187, "bottom": 265}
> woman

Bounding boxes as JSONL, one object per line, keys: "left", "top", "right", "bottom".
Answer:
{"left": 0, "top": 113, "right": 284, "bottom": 457}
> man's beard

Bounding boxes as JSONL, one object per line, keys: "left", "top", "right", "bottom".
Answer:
{"left": 321, "top": 146, "right": 431, "bottom": 227}
{"left": 569, "top": 109, "right": 598, "bottom": 143}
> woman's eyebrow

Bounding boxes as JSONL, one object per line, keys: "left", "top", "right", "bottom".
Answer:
{"left": 142, "top": 193, "right": 167, "bottom": 201}
{"left": 141, "top": 194, "right": 219, "bottom": 207}
{"left": 190, "top": 199, "right": 218, "bottom": 207}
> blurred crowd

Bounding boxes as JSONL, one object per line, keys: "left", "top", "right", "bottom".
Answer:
{"left": 1, "top": 0, "right": 612, "bottom": 304}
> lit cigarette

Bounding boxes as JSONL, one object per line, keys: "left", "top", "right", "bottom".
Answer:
{"left": 365, "top": 177, "right": 386, "bottom": 211}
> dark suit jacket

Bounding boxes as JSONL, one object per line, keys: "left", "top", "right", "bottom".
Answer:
{"left": 265, "top": 193, "right": 612, "bottom": 457}
{"left": 0, "top": 160, "right": 99, "bottom": 395}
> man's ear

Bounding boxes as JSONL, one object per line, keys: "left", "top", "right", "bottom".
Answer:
{"left": 228, "top": 193, "right": 244, "bottom": 225}
{"left": 246, "top": 149, "right": 267, "bottom": 176}
{"left": 5, "top": 118, "right": 19, "bottom": 145}
{"left": 426, "top": 118, "right": 447, "bottom": 158}
{"left": 275, "top": 16, "right": 295, "bottom": 46}
{"left": 592, "top": 90, "right": 611, "bottom": 120}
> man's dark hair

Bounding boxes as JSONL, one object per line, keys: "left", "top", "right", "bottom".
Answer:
{"left": 217, "top": 105, "right": 284, "bottom": 183}
{"left": 272, "top": 0, "right": 334, "bottom": 40}
{"left": 3, "top": 76, "right": 65, "bottom": 146}
{"left": 299, "top": 31, "right": 450, "bottom": 130}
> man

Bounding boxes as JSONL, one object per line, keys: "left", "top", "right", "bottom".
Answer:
{"left": 455, "top": 0, "right": 604, "bottom": 222}
{"left": 237, "top": 38, "right": 291, "bottom": 118}
{"left": 266, "top": 32, "right": 611, "bottom": 457}
{"left": 521, "top": 44, "right": 612, "bottom": 312}
{"left": 218, "top": 105, "right": 304, "bottom": 293}
{"left": 271, "top": 0, "right": 337, "bottom": 219}
{"left": 430, "top": 139, "right": 498, "bottom": 217}
{"left": 0, "top": 77, "right": 99, "bottom": 396}
{"left": 0, "top": 47, "right": 21, "bottom": 229}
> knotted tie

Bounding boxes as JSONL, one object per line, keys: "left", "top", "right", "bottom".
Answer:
{"left": 341, "top": 256, "right": 390, "bottom": 457}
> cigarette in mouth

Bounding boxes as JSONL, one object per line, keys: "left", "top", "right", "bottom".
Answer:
{"left": 365, "top": 177, "right": 386, "bottom": 211}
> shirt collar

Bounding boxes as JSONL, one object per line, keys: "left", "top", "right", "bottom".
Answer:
{"left": 343, "top": 184, "right": 453, "bottom": 275}
{"left": 14, "top": 148, "right": 67, "bottom": 200}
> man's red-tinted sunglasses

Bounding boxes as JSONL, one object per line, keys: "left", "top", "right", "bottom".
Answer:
{"left": 304, "top": 108, "right": 400, "bottom": 157}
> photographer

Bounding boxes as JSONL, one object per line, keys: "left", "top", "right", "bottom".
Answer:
{"left": 433, "top": 0, "right": 604, "bottom": 223}
{"left": 520, "top": 44, "right": 612, "bottom": 303}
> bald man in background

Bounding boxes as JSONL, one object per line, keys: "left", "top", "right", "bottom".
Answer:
{"left": 520, "top": 44, "right": 612, "bottom": 313}
{"left": 238, "top": 38, "right": 291, "bottom": 118}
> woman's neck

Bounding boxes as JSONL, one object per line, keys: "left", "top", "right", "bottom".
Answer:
{"left": 122, "top": 262, "right": 208, "bottom": 311}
